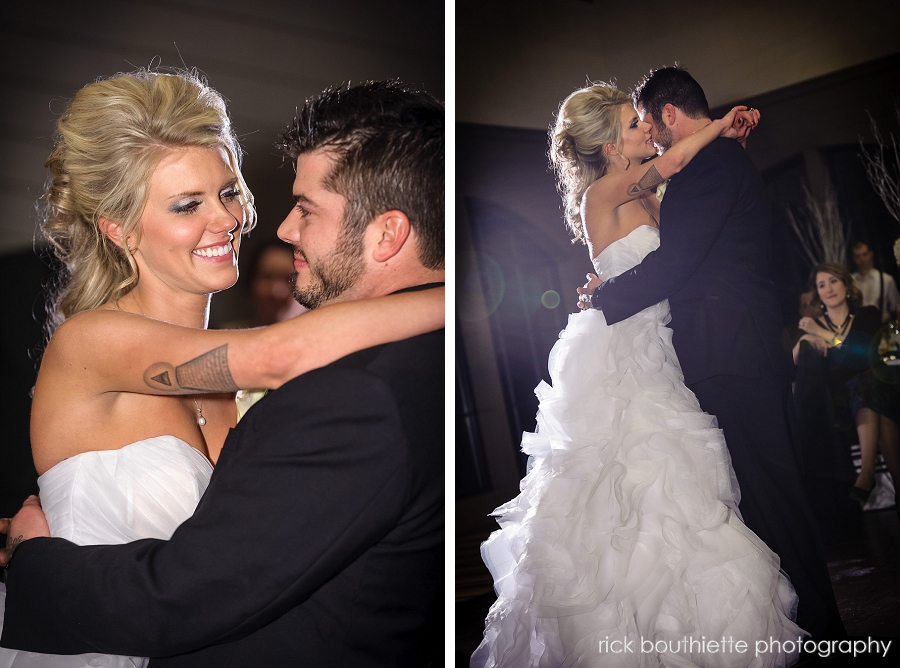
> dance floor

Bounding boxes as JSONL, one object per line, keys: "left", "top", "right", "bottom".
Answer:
{"left": 827, "top": 508, "right": 900, "bottom": 637}
{"left": 455, "top": 505, "right": 900, "bottom": 667}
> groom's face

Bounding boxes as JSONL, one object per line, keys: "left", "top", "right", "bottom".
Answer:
{"left": 277, "top": 150, "right": 366, "bottom": 309}
{"left": 636, "top": 104, "right": 674, "bottom": 153}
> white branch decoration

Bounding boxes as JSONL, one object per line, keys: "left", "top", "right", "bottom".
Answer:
{"left": 786, "top": 182, "right": 848, "bottom": 267}
{"left": 860, "top": 108, "right": 900, "bottom": 229}
{"left": 859, "top": 106, "right": 900, "bottom": 266}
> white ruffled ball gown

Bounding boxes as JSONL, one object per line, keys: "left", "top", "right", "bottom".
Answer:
{"left": 0, "top": 436, "right": 213, "bottom": 668}
{"left": 471, "top": 225, "right": 805, "bottom": 668}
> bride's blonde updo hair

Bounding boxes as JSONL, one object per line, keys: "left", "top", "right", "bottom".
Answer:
{"left": 550, "top": 83, "right": 631, "bottom": 244}
{"left": 41, "top": 68, "right": 256, "bottom": 332}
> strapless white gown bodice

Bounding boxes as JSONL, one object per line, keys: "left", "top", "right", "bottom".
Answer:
{"left": 0, "top": 436, "right": 213, "bottom": 668}
{"left": 591, "top": 224, "right": 661, "bottom": 281}
{"left": 472, "top": 226, "right": 804, "bottom": 668}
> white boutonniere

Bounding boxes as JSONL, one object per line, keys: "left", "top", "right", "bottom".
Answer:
{"left": 656, "top": 179, "right": 670, "bottom": 203}
{"left": 235, "top": 388, "right": 268, "bottom": 422}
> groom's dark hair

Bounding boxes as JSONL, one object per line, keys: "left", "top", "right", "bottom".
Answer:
{"left": 632, "top": 66, "right": 710, "bottom": 125}
{"left": 277, "top": 80, "right": 444, "bottom": 270}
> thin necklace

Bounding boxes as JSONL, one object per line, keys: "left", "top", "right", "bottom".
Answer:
{"left": 116, "top": 295, "right": 206, "bottom": 428}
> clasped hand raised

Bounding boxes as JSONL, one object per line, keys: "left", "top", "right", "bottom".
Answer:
{"left": 723, "top": 106, "right": 760, "bottom": 147}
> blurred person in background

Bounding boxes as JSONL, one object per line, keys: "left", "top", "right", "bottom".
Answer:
{"left": 851, "top": 241, "right": 900, "bottom": 324}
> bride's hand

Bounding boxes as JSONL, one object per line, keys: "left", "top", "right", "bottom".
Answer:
{"left": 720, "top": 106, "right": 760, "bottom": 146}
{"left": 576, "top": 273, "right": 603, "bottom": 310}
{"left": 0, "top": 495, "right": 50, "bottom": 567}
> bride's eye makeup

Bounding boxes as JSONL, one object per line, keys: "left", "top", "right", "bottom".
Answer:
{"left": 220, "top": 179, "right": 241, "bottom": 202}
{"left": 169, "top": 183, "right": 241, "bottom": 214}
{"left": 171, "top": 198, "right": 201, "bottom": 215}
{"left": 220, "top": 187, "right": 241, "bottom": 202}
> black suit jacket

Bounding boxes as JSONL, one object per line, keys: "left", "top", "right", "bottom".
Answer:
{"left": 595, "top": 137, "right": 792, "bottom": 386}
{"left": 1, "top": 329, "right": 444, "bottom": 667}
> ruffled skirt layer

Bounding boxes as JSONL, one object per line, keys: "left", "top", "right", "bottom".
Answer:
{"left": 472, "top": 305, "right": 804, "bottom": 668}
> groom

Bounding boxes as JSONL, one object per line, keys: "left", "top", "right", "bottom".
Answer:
{"left": 0, "top": 81, "right": 444, "bottom": 666}
{"left": 584, "top": 67, "right": 843, "bottom": 639}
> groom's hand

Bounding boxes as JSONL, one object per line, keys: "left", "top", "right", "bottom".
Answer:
{"left": 0, "top": 495, "right": 50, "bottom": 567}
{"left": 576, "top": 273, "right": 603, "bottom": 310}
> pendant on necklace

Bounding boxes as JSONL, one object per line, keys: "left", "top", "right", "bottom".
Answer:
{"left": 193, "top": 399, "right": 206, "bottom": 427}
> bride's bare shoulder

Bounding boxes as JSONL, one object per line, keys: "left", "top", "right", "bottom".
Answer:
{"left": 582, "top": 175, "right": 610, "bottom": 207}
{"left": 582, "top": 177, "right": 622, "bottom": 253}
{"left": 43, "top": 308, "right": 139, "bottom": 361}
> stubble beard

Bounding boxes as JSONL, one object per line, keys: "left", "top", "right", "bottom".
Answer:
{"left": 291, "top": 228, "right": 366, "bottom": 310}
{"left": 653, "top": 121, "right": 675, "bottom": 153}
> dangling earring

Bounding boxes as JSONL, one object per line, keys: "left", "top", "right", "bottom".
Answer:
{"left": 117, "top": 240, "right": 139, "bottom": 294}
{"left": 609, "top": 146, "right": 630, "bottom": 169}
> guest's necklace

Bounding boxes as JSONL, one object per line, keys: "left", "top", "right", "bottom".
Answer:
{"left": 115, "top": 295, "right": 206, "bottom": 428}
{"left": 823, "top": 310, "right": 853, "bottom": 345}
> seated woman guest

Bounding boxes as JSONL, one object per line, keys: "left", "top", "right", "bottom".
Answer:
{"left": 793, "top": 262, "right": 900, "bottom": 509}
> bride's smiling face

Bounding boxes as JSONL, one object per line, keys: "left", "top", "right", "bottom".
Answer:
{"left": 617, "top": 104, "right": 656, "bottom": 162}
{"left": 129, "top": 146, "right": 246, "bottom": 297}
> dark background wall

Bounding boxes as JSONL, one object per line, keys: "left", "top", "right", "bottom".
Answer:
{"left": 0, "top": 0, "right": 443, "bottom": 518}
{"left": 456, "top": 0, "right": 900, "bottom": 129}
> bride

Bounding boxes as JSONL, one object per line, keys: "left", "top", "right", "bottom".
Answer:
{"left": 471, "top": 84, "right": 804, "bottom": 668}
{"left": 0, "top": 69, "right": 442, "bottom": 668}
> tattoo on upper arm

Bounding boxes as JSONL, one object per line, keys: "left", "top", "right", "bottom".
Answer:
{"left": 143, "top": 345, "right": 238, "bottom": 393}
{"left": 628, "top": 165, "right": 664, "bottom": 196}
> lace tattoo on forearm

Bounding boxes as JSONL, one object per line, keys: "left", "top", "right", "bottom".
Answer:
{"left": 143, "top": 345, "right": 238, "bottom": 393}
{"left": 628, "top": 165, "right": 664, "bottom": 197}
